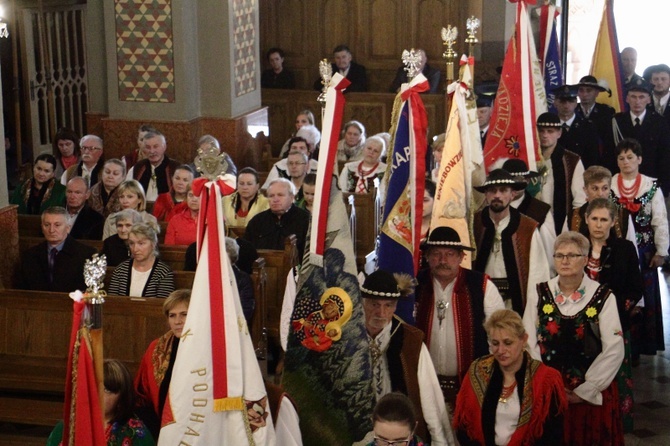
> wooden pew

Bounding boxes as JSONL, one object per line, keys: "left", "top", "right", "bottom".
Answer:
{"left": 343, "top": 190, "right": 381, "bottom": 271}
{"left": 256, "top": 235, "right": 298, "bottom": 344}
{"left": 0, "top": 291, "right": 167, "bottom": 426}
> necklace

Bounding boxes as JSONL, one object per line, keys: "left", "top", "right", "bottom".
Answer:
{"left": 499, "top": 381, "right": 517, "bottom": 404}
{"left": 617, "top": 174, "right": 641, "bottom": 199}
{"left": 357, "top": 161, "right": 380, "bottom": 178}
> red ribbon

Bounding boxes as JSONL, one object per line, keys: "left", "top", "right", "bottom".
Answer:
{"left": 400, "top": 80, "right": 429, "bottom": 274}
{"left": 617, "top": 197, "right": 641, "bottom": 213}
{"left": 459, "top": 56, "right": 475, "bottom": 66}
{"left": 509, "top": 0, "right": 537, "bottom": 4}
{"left": 313, "top": 75, "right": 351, "bottom": 256}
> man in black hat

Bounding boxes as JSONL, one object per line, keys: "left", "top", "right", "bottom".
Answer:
{"left": 361, "top": 269, "right": 452, "bottom": 444}
{"left": 472, "top": 169, "right": 551, "bottom": 314}
{"left": 643, "top": 64, "right": 670, "bottom": 125}
{"left": 536, "top": 112, "right": 586, "bottom": 233}
{"left": 613, "top": 78, "right": 670, "bottom": 196}
{"left": 414, "top": 226, "right": 504, "bottom": 407}
{"left": 553, "top": 85, "right": 604, "bottom": 170}
{"left": 502, "top": 159, "right": 556, "bottom": 270}
{"left": 575, "top": 75, "right": 616, "bottom": 155}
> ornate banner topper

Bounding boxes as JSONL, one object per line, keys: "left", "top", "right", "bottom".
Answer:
{"left": 194, "top": 142, "right": 229, "bottom": 180}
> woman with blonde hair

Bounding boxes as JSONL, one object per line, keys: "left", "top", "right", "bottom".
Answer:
{"left": 102, "top": 179, "right": 158, "bottom": 240}
{"left": 455, "top": 309, "right": 566, "bottom": 445}
{"left": 338, "top": 134, "right": 387, "bottom": 194}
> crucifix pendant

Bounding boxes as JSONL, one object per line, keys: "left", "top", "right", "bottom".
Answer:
{"left": 437, "top": 300, "right": 449, "bottom": 326}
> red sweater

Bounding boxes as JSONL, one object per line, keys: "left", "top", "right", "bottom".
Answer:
{"left": 164, "top": 205, "right": 197, "bottom": 245}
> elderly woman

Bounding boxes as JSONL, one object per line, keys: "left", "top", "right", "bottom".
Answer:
{"left": 611, "top": 138, "right": 669, "bottom": 359}
{"left": 584, "top": 198, "right": 643, "bottom": 432}
{"left": 102, "top": 180, "right": 158, "bottom": 240}
{"left": 10, "top": 153, "right": 66, "bottom": 214}
{"left": 338, "top": 134, "right": 386, "bottom": 193}
{"left": 107, "top": 222, "right": 175, "bottom": 298}
{"left": 454, "top": 309, "right": 566, "bottom": 446}
{"left": 152, "top": 165, "right": 194, "bottom": 222}
{"left": 48, "top": 359, "right": 154, "bottom": 446}
{"left": 88, "top": 158, "right": 125, "bottom": 218}
{"left": 336, "top": 120, "right": 366, "bottom": 162}
{"left": 135, "top": 289, "right": 190, "bottom": 439}
{"left": 52, "top": 127, "right": 80, "bottom": 178}
{"left": 523, "top": 231, "right": 625, "bottom": 445}
{"left": 223, "top": 167, "right": 269, "bottom": 227}
{"left": 164, "top": 186, "right": 199, "bottom": 246}
{"left": 101, "top": 209, "right": 143, "bottom": 266}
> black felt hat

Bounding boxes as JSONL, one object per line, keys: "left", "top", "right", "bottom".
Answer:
{"left": 502, "top": 158, "right": 540, "bottom": 180}
{"left": 474, "top": 168, "right": 527, "bottom": 192}
{"left": 574, "top": 75, "right": 608, "bottom": 92}
{"left": 361, "top": 270, "right": 402, "bottom": 299}
{"left": 643, "top": 64, "right": 670, "bottom": 83}
{"left": 422, "top": 226, "right": 475, "bottom": 251}
{"left": 536, "top": 112, "right": 562, "bottom": 128}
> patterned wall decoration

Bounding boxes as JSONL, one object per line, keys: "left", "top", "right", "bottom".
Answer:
{"left": 115, "top": 0, "right": 176, "bottom": 103}
{"left": 233, "top": 0, "right": 257, "bottom": 97}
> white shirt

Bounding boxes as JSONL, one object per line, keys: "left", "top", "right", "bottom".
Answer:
{"left": 611, "top": 174, "right": 670, "bottom": 256}
{"left": 654, "top": 91, "right": 670, "bottom": 114}
{"left": 274, "top": 397, "right": 302, "bottom": 446}
{"left": 495, "top": 389, "right": 520, "bottom": 446}
{"left": 511, "top": 193, "right": 557, "bottom": 274}
{"left": 629, "top": 108, "right": 647, "bottom": 124}
{"left": 523, "top": 275, "right": 624, "bottom": 405}
{"left": 129, "top": 267, "right": 151, "bottom": 297}
{"left": 429, "top": 276, "right": 504, "bottom": 376}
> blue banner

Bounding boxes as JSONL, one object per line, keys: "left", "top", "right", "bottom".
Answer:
{"left": 544, "top": 25, "right": 563, "bottom": 114}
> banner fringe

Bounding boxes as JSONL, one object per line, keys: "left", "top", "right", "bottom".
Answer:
{"left": 213, "top": 396, "right": 244, "bottom": 412}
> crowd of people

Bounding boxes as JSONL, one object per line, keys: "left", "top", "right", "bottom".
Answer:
{"left": 17, "top": 43, "right": 670, "bottom": 445}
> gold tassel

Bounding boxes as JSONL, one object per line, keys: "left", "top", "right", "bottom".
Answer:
{"left": 213, "top": 396, "right": 245, "bottom": 412}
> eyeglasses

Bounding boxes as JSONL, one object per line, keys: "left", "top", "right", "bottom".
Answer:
{"left": 373, "top": 435, "right": 412, "bottom": 446}
{"left": 552, "top": 253, "right": 585, "bottom": 261}
{"left": 81, "top": 146, "right": 102, "bottom": 152}
{"left": 287, "top": 162, "right": 306, "bottom": 167}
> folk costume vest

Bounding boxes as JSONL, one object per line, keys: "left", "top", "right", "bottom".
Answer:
{"left": 415, "top": 267, "right": 489, "bottom": 379}
{"left": 474, "top": 207, "right": 537, "bottom": 314}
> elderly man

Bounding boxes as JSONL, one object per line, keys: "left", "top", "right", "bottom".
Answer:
{"left": 244, "top": 178, "right": 310, "bottom": 260}
{"left": 362, "top": 269, "right": 453, "bottom": 445}
{"left": 262, "top": 136, "right": 318, "bottom": 190}
{"left": 414, "top": 227, "right": 504, "bottom": 406}
{"left": 389, "top": 49, "right": 440, "bottom": 93}
{"left": 61, "top": 134, "right": 104, "bottom": 187}
{"left": 65, "top": 177, "right": 104, "bottom": 240}
{"left": 19, "top": 206, "right": 97, "bottom": 292}
{"left": 127, "top": 130, "right": 180, "bottom": 201}
{"left": 472, "top": 169, "right": 551, "bottom": 314}
{"left": 314, "top": 44, "right": 367, "bottom": 92}
{"left": 536, "top": 112, "right": 586, "bottom": 232}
